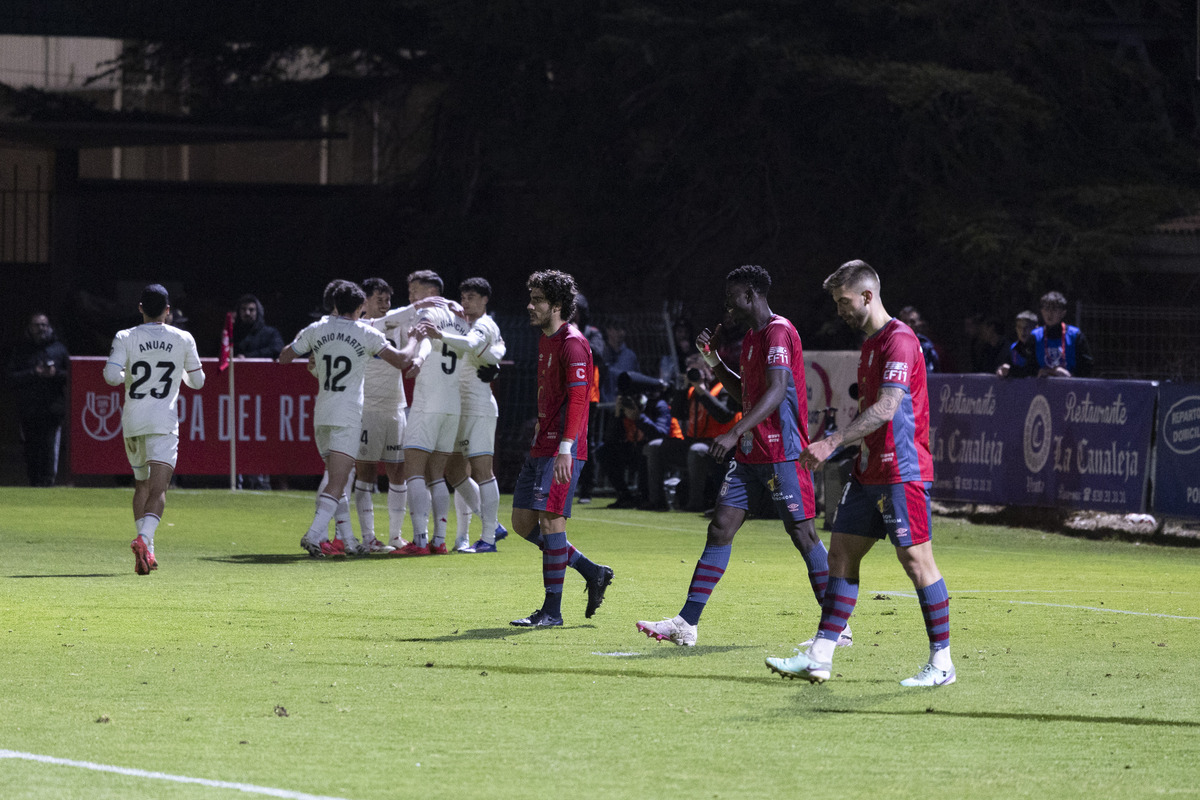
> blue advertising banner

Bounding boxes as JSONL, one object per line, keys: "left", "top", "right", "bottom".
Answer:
{"left": 928, "top": 376, "right": 1155, "bottom": 513}
{"left": 1153, "top": 383, "right": 1200, "bottom": 519}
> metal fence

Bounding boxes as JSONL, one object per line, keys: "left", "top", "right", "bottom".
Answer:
{"left": 0, "top": 173, "right": 51, "bottom": 264}
{"left": 491, "top": 310, "right": 676, "bottom": 492}
{"left": 1079, "top": 304, "right": 1200, "bottom": 382}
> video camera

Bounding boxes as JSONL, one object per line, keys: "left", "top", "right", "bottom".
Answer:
{"left": 616, "top": 371, "right": 668, "bottom": 414}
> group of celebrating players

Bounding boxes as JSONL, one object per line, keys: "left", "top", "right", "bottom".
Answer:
{"left": 104, "top": 260, "right": 954, "bottom": 688}
{"left": 280, "top": 270, "right": 508, "bottom": 559}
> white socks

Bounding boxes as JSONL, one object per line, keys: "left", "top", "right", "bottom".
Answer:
{"left": 429, "top": 479, "right": 450, "bottom": 546}
{"left": 354, "top": 480, "right": 376, "bottom": 540}
{"left": 138, "top": 514, "right": 161, "bottom": 553}
{"left": 810, "top": 636, "right": 837, "bottom": 664}
{"left": 387, "top": 483, "right": 408, "bottom": 545}
{"left": 334, "top": 493, "right": 354, "bottom": 542}
{"left": 452, "top": 478, "right": 482, "bottom": 545}
{"left": 307, "top": 493, "right": 339, "bottom": 539}
{"left": 407, "top": 476, "right": 429, "bottom": 547}
{"left": 478, "top": 477, "right": 501, "bottom": 546}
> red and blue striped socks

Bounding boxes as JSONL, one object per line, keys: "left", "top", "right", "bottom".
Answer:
{"left": 679, "top": 544, "right": 731, "bottom": 625}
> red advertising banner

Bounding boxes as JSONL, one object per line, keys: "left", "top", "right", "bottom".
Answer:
{"left": 70, "top": 356, "right": 326, "bottom": 475}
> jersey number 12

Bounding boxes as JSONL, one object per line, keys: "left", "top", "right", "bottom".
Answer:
{"left": 322, "top": 354, "right": 351, "bottom": 392}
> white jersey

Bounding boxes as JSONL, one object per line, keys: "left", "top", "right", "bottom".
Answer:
{"left": 103, "top": 322, "right": 205, "bottom": 437}
{"left": 444, "top": 314, "right": 505, "bottom": 417}
{"left": 409, "top": 306, "right": 471, "bottom": 415}
{"left": 362, "top": 313, "right": 410, "bottom": 412}
{"left": 289, "top": 316, "right": 389, "bottom": 427}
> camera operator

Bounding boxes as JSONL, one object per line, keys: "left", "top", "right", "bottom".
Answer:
{"left": 644, "top": 353, "right": 742, "bottom": 511}
{"left": 598, "top": 371, "right": 678, "bottom": 509}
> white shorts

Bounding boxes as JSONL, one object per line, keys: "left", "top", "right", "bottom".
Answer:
{"left": 405, "top": 410, "right": 459, "bottom": 453}
{"left": 124, "top": 433, "right": 179, "bottom": 481}
{"left": 456, "top": 414, "right": 497, "bottom": 458}
{"left": 358, "top": 405, "right": 406, "bottom": 463}
{"left": 315, "top": 424, "right": 361, "bottom": 460}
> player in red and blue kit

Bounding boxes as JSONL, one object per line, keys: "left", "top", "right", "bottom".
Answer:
{"left": 637, "top": 265, "right": 835, "bottom": 647}
{"left": 766, "top": 259, "right": 954, "bottom": 687}
{"left": 510, "top": 270, "right": 613, "bottom": 628}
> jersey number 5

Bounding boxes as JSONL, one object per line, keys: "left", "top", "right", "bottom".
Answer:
{"left": 322, "top": 354, "right": 352, "bottom": 392}
{"left": 441, "top": 343, "right": 457, "bottom": 375}
{"left": 129, "top": 360, "right": 176, "bottom": 399}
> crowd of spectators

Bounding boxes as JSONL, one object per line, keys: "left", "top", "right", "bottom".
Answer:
{"left": 573, "top": 286, "right": 1095, "bottom": 513}
{"left": 4, "top": 284, "right": 1094, "bottom": 493}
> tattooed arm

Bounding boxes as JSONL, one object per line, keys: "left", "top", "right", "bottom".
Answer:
{"left": 798, "top": 386, "right": 903, "bottom": 470}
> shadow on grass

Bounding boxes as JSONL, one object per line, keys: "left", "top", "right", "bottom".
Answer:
{"left": 201, "top": 553, "right": 435, "bottom": 566}
{"left": 200, "top": 554, "right": 337, "bottom": 565}
{"left": 812, "top": 707, "right": 1200, "bottom": 729}
{"left": 421, "top": 659, "right": 769, "bottom": 685}
{"left": 382, "top": 628, "right": 753, "bottom": 656}
{"left": 7, "top": 573, "right": 124, "bottom": 579}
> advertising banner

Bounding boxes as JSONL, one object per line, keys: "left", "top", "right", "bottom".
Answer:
{"left": 70, "top": 356, "right": 326, "bottom": 475}
{"left": 1153, "top": 383, "right": 1200, "bottom": 519}
{"left": 804, "top": 351, "right": 860, "bottom": 438}
{"left": 928, "top": 375, "right": 1155, "bottom": 513}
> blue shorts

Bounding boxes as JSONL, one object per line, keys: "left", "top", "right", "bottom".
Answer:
{"left": 717, "top": 460, "right": 816, "bottom": 522}
{"left": 832, "top": 479, "right": 933, "bottom": 547}
{"left": 512, "top": 455, "right": 583, "bottom": 518}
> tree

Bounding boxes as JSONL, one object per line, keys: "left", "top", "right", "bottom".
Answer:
{"left": 87, "top": 0, "right": 1200, "bottom": 326}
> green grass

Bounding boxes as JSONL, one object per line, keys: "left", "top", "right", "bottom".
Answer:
{"left": 1, "top": 487, "right": 1199, "bottom": 799}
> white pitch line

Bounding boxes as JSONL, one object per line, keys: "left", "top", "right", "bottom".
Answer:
{"left": 0, "top": 749, "right": 353, "bottom": 800}
{"left": 874, "top": 591, "right": 1200, "bottom": 620}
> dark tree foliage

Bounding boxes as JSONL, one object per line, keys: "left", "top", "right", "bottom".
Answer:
{"left": 90, "top": 0, "right": 1199, "bottom": 328}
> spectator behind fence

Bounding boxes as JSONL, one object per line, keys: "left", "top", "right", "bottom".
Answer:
{"left": 232, "top": 293, "right": 285, "bottom": 359}
{"left": 658, "top": 317, "right": 697, "bottom": 389}
{"left": 643, "top": 353, "right": 742, "bottom": 511}
{"left": 6, "top": 312, "right": 70, "bottom": 486}
{"left": 599, "top": 323, "right": 639, "bottom": 402}
{"left": 965, "top": 313, "right": 1005, "bottom": 373}
{"left": 897, "top": 306, "right": 941, "bottom": 373}
{"left": 229, "top": 293, "right": 284, "bottom": 490}
{"left": 598, "top": 371, "right": 677, "bottom": 509}
{"left": 573, "top": 293, "right": 606, "bottom": 504}
{"left": 1033, "top": 291, "right": 1093, "bottom": 378}
{"left": 995, "top": 310, "right": 1039, "bottom": 378}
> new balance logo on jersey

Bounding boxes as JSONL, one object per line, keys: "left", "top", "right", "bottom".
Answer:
{"left": 766, "top": 345, "right": 790, "bottom": 366}
{"left": 883, "top": 360, "right": 909, "bottom": 382}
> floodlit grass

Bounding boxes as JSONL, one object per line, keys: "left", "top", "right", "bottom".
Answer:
{"left": 1, "top": 486, "right": 1199, "bottom": 799}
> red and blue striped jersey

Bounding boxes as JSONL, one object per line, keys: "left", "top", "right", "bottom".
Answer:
{"left": 736, "top": 315, "right": 809, "bottom": 464}
{"left": 855, "top": 318, "right": 934, "bottom": 484}
{"left": 530, "top": 322, "right": 592, "bottom": 460}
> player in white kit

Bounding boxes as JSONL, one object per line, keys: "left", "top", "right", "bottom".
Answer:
{"left": 279, "top": 281, "right": 411, "bottom": 557}
{"left": 393, "top": 270, "right": 472, "bottom": 556}
{"left": 417, "top": 277, "right": 506, "bottom": 553}
{"left": 349, "top": 277, "right": 410, "bottom": 554}
{"left": 103, "top": 284, "right": 206, "bottom": 575}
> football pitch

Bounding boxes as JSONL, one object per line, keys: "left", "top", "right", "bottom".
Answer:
{"left": 1, "top": 487, "right": 1198, "bottom": 800}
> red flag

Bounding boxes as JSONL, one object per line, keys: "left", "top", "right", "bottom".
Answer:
{"left": 219, "top": 311, "right": 235, "bottom": 372}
